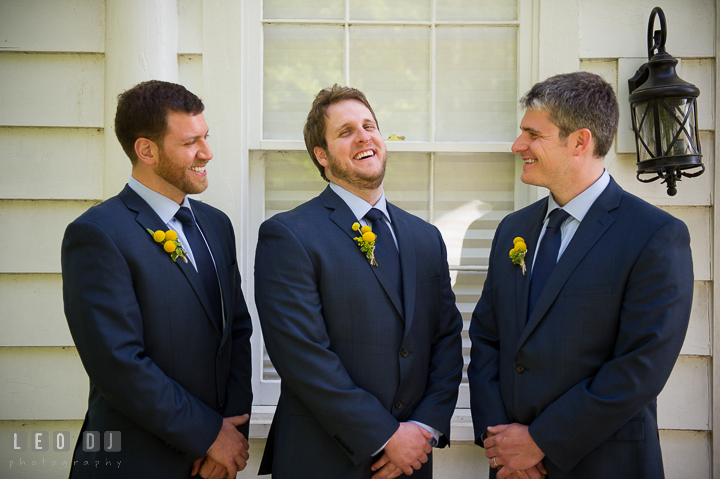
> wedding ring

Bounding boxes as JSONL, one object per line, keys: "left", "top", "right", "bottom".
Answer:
{"left": 492, "top": 457, "right": 498, "bottom": 467}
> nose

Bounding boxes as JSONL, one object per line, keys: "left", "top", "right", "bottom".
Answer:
{"left": 355, "top": 127, "right": 371, "bottom": 144}
{"left": 511, "top": 133, "right": 526, "bottom": 155}
{"left": 198, "top": 138, "right": 213, "bottom": 160}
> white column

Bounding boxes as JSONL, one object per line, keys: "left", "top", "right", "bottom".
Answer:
{"left": 103, "top": 0, "right": 179, "bottom": 199}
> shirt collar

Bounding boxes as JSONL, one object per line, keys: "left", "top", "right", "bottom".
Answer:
{"left": 546, "top": 169, "right": 610, "bottom": 222}
{"left": 329, "top": 182, "right": 390, "bottom": 223}
{"left": 128, "top": 176, "right": 191, "bottom": 223}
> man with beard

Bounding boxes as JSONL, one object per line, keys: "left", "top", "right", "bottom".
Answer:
{"left": 62, "top": 80, "right": 253, "bottom": 479}
{"left": 254, "top": 84, "right": 464, "bottom": 479}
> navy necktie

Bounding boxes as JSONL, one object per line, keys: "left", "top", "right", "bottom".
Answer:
{"left": 364, "top": 208, "right": 403, "bottom": 298}
{"left": 528, "top": 208, "right": 570, "bottom": 319}
{"left": 175, "top": 207, "right": 223, "bottom": 330}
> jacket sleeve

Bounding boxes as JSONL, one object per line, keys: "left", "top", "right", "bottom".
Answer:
{"left": 407, "top": 228, "right": 464, "bottom": 447}
{"left": 61, "top": 219, "right": 222, "bottom": 460}
{"left": 221, "top": 218, "right": 254, "bottom": 439}
{"left": 467, "top": 217, "right": 512, "bottom": 445}
{"left": 254, "top": 218, "right": 400, "bottom": 464}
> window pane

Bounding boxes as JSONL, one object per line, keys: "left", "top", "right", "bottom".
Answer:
{"left": 264, "top": 25, "right": 344, "bottom": 140}
{"left": 434, "top": 153, "right": 515, "bottom": 267}
{"left": 264, "top": 0, "right": 344, "bottom": 20}
{"left": 436, "top": 0, "right": 517, "bottom": 21}
{"left": 349, "top": 0, "right": 431, "bottom": 21}
{"left": 384, "top": 152, "right": 430, "bottom": 221}
{"left": 436, "top": 27, "right": 517, "bottom": 142}
{"left": 350, "top": 26, "right": 431, "bottom": 141}
{"left": 265, "top": 151, "right": 327, "bottom": 219}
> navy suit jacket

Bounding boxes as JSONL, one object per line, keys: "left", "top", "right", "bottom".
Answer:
{"left": 254, "top": 186, "right": 464, "bottom": 479}
{"left": 468, "top": 177, "right": 693, "bottom": 478}
{"left": 61, "top": 185, "right": 253, "bottom": 478}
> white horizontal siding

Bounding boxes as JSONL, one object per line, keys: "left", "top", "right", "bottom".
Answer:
{"left": 0, "top": 53, "right": 104, "bottom": 128}
{"left": 658, "top": 355, "right": 710, "bottom": 430}
{"left": 0, "top": 127, "right": 103, "bottom": 200}
{"left": 0, "top": 0, "right": 104, "bottom": 53}
{"left": 0, "top": 347, "right": 87, "bottom": 420}
{"left": 178, "top": 54, "right": 204, "bottom": 100}
{"left": 660, "top": 430, "right": 711, "bottom": 479}
{"left": 579, "top": 0, "right": 715, "bottom": 58}
{"left": 659, "top": 206, "right": 712, "bottom": 281}
{"left": 684, "top": 281, "right": 712, "bottom": 356}
{"left": 606, "top": 132, "right": 714, "bottom": 207}
{"left": 0, "top": 200, "right": 98, "bottom": 274}
{"left": 0, "top": 420, "right": 83, "bottom": 479}
{"left": 178, "top": 0, "right": 203, "bottom": 54}
{"left": 0, "top": 274, "right": 72, "bottom": 347}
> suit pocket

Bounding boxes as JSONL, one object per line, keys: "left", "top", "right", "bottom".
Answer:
{"left": 609, "top": 417, "right": 645, "bottom": 441}
{"left": 564, "top": 283, "right": 613, "bottom": 296}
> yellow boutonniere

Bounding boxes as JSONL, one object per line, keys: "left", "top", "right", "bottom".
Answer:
{"left": 352, "top": 222, "right": 378, "bottom": 266}
{"left": 147, "top": 228, "right": 188, "bottom": 263}
{"left": 509, "top": 236, "right": 528, "bottom": 275}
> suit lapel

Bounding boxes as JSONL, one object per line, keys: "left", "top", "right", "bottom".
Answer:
{"left": 193, "top": 204, "right": 227, "bottom": 337}
{"left": 321, "top": 187, "right": 404, "bottom": 317}
{"left": 517, "top": 180, "right": 623, "bottom": 350}
{"left": 515, "top": 200, "right": 548, "bottom": 334}
{"left": 119, "top": 186, "right": 221, "bottom": 340}
{"left": 389, "top": 204, "right": 415, "bottom": 331}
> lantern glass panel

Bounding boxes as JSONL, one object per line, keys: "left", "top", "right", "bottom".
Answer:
{"left": 659, "top": 98, "right": 696, "bottom": 157}
{"left": 633, "top": 101, "right": 656, "bottom": 163}
{"left": 633, "top": 97, "right": 698, "bottom": 163}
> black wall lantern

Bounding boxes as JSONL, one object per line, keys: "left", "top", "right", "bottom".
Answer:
{"left": 628, "top": 6, "right": 703, "bottom": 196}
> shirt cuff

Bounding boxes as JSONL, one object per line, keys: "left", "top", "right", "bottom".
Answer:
{"left": 409, "top": 421, "right": 440, "bottom": 447}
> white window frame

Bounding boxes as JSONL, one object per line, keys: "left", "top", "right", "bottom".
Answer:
{"left": 243, "top": 0, "right": 540, "bottom": 412}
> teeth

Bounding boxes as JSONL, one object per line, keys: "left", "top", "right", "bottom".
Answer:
{"left": 354, "top": 150, "right": 374, "bottom": 160}
{"left": 524, "top": 159, "right": 537, "bottom": 164}
{"left": 190, "top": 166, "right": 206, "bottom": 173}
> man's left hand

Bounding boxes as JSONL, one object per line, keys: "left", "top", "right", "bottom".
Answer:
{"left": 483, "top": 423, "right": 545, "bottom": 478}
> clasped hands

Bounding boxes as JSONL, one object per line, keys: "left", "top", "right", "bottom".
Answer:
{"left": 483, "top": 423, "right": 547, "bottom": 479}
{"left": 370, "top": 422, "right": 434, "bottom": 479}
{"left": 191, "top": 414, "right": 250, "bottom": 479}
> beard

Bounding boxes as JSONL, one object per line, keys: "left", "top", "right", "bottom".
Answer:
{"left": 325, "top": 149, "right": 387, "bottom": 191}
{"left": 154, "top": 148, "right": 208, "bottom": 196}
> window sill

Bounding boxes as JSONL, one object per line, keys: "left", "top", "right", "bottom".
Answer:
{"left": 248, "top": 406, "right": 475, "bottom": 441}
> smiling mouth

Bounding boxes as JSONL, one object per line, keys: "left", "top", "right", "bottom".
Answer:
{"left": 523, "top": 159, "right": 537, "bottom": 164}
{"left": 190, "top": 165, "right": 206, "bottom": 174}
{"left": 354, "top": 149, "right": 375, "bottom": 160}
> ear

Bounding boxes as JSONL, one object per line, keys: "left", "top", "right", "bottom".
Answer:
{"left": 571, "top": 128, "right": 593, "bottom": 157}
{"left": 135, "top": 138, "right": 158, "bottom": 166}
{"left": 314, "top": 146, "right": 329, "bottom": 167}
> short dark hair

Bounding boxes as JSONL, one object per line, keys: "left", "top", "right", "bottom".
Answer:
{"left": 114, "top": 80, "right": 204, "bottom": 164}
{"left": 519, "top": 72, "right": 619, "bottom": 158}
{"left": 303, "top": 84, "right": 379, "bottom": 181}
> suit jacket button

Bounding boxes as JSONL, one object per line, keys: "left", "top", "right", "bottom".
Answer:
{"left": 395, "top": 401, "right": 403, "bottom": 409}
{"left": 401, "top": 349, "right": 409, "bottom": 358}
{"left": 218, "top": 348, "right": 224, "bottom": 357}
{"left": 217, "top": 402, "right": 225, "bottom": 412}
{"left": 516, "top": 364, "right": 525, "bottom": 373}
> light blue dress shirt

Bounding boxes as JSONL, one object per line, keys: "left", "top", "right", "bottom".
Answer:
{"left": 530, "top": 170, "right": 611, "bottom": 275}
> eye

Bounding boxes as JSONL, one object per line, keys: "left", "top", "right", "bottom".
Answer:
{"left": 364, "top": 124, "right": 375, "bottom": 130}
